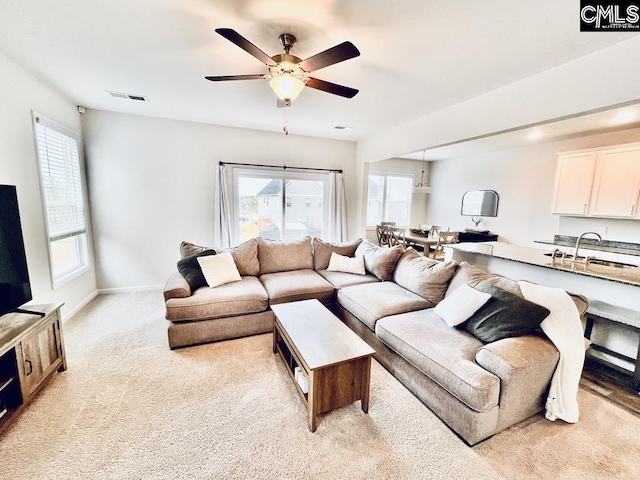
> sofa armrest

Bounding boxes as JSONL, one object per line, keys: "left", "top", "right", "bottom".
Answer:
{"left": 475, "top": 335, "right": 559, "bottom": 428}
{"left": 164, "top": 272, "right": 191, "bottom": 301}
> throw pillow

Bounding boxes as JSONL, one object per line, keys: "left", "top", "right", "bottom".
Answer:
{"left": 327, "top": 252, "right": 366, "bottom": 275}
{"left": 312, "top": 237, "right": 363, "bottom": 271}
{"left": 354, "top": 240, "right": 403, "bottom": 281}
{"left": 177, "top": 249, "right": 217, "bottom": 290}
{"left": 393, "top": 248, "right": 459, "bottom": 306}
{"left": 464, "top": 283, "right": 550, "bottom": 343}
{"left": 434, "top": 283, "right": 492, "bottom": 327}
{"left": 197, "top": 252, "right": 242, "bottom": 288}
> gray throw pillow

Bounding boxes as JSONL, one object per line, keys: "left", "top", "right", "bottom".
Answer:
{"left": 464, "top": 283, "right": 550, "bottom": 343}
{"left": 177, "top": 250, "right": 217, "bottom": 290}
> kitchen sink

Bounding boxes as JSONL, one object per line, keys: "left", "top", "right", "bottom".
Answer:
{"left": 543, "top": 252, "right": 637, "bottom": 269}
{"left": 543, "top": 252, "right": 585, "bottom": 260}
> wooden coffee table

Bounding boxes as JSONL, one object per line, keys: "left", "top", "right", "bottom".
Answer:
{"left": 271, "top": 299, "right": 375, "bottom": 432}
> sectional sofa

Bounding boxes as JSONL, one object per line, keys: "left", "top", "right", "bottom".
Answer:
{"left": 163, "top": 236, "right": 587, "bottom": 445}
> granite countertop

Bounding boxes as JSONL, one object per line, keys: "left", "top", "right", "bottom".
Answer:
{"left": 450, "top": 241, "right": 640, "bottom": 288}
{"left": 534, "top": 235, "right": 640, "bottom": 257}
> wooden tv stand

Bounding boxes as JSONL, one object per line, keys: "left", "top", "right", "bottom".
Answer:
{"left": 0, "top": 304, "right": 66, "bottom": 434}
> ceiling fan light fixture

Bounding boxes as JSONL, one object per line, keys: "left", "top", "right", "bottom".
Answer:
{"left": 269, "top": 74, "right": 305, "bottom": 101}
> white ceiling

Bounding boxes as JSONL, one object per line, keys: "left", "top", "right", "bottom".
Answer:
{"left": 0, "top": 0, "right": 638, "bottom": 142}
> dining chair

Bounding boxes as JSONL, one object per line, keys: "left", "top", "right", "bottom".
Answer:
{"left": 376, "top": 224, "right": 391, "bottom": 246}
{"left": 385, "top": 227, "right": 407, "bottom": 248}
{"left": 431, "top": 231, "right": 459, "bottom": 260}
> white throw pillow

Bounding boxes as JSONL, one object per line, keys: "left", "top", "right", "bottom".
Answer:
{"left": 434, "top": 283, "right": 492, "bottom": 327}
{"left": 326, "top": 252, "right": 366, "bottom": 275}
{"left": 197, "top": 252, "right": 242, "bottom": 288}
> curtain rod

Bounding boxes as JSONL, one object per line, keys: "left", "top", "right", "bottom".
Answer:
{"left": 219, "top": 161, "right": 342, "bottom": 174}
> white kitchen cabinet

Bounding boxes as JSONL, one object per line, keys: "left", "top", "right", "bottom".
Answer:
{"left": 589, "top": 145, "right": 640, "bottom": 218}
{"left": 553, "top": 142, "right": 640, "bottom": 219}
{"left": 551, "top": 152, "right": 597, "bottom": 215}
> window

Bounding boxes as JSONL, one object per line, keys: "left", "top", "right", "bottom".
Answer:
{"left": 233, "top": 169, "right": 328, "bottom": 243}
{"left": 366, "top": 174, "right": 413, "bottom": 227}
{"left": 33, "top": 113, "right": 90, "bottom": 287}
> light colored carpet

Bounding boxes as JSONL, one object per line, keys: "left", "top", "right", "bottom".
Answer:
{"left": 1, "top": 292, "right": 638, "bottom": 479}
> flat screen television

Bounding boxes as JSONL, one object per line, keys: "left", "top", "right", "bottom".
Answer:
{"left": 0, "top": 185, "right": 34, "bottom": 317}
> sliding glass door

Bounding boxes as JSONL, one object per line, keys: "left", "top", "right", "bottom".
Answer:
{"left": 233, "top": 169, "right": 328, "bottom": 243}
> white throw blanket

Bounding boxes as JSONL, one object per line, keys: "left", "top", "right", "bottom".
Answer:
{"left": 518, "top": 281, "right": 585, "bottom": 423}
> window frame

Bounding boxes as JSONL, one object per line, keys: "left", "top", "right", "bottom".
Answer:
{"left": 231, "top": 167, "right": 330, "bottom": 244}
{"left": 366, "top": 173, "right": 413, "bottom": 228}
{"left": 32, "top": 112, "right": 92, "bottom": 289}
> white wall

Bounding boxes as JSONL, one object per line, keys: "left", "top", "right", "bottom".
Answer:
{"left": 0, "top": 52, "right": 97, "bottom": 319}
{"left": 81, "top": 110, "right": 358, "bottom": 290}
{"left": 426, "top": 127, "right": 640, "bottom": 246}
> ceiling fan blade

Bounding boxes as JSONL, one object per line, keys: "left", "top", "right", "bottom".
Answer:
{"left": 215, "top": 28, "right": 277, "bottom": 66}
{"left": 299, "top": 41, "right": 360, "bottom": 72}
{"left": 306, "top": 77, "right": 359, "bottom": 98}
{"left": 205, "top": 74, "right": 266, "bottom": 81}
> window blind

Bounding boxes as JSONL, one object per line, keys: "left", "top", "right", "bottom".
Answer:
{"left": 34, "top": 117, "right": 86, "bottom": 242}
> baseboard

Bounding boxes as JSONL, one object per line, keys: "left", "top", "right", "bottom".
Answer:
{"left": 63, "top": 290, "right": 99, "bottom": 322}
{"left": 97, "top": 284, "right": 164, "bottom": 295}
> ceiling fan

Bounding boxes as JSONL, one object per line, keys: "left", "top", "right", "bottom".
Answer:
{"left": 206, "top": 28, "right": 360, "bottom": 106}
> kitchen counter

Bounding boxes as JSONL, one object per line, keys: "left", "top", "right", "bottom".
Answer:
{"left": 449, "top": 241, "right": 640, "bottom": 288}
{"left": 534, "top": 235, "right": 640, "bottom": 258}
{"left": 449, "top": 241, "right": 640, "bottom": 386}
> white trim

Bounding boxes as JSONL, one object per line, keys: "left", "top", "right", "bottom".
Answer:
{"left": 62, "top": 289, "right": 99, "bottom": 323}
{"left": 97, "top": 284, "right": 164, "bottom": 294}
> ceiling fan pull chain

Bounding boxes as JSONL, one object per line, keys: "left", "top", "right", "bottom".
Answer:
{"left": 283, "top": 107, "right": 289, "bottom": 136}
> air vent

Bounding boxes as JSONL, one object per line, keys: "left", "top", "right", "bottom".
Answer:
{"left": 333, "top": 125, "right": 358, "bottom": 130}
{"left": 107, "top": 91, "right": 148, "bottom": 102}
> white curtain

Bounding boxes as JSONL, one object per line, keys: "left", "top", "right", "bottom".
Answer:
{"left": 213, "top": 163, "right": 232, "bottom": 248}
{"left": 328, "top": 171, "right": 347, "bottom": 242}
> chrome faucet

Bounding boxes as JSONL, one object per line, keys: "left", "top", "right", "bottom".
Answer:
{"left": 574, "top": 231, "right": 601, "bottom": 262}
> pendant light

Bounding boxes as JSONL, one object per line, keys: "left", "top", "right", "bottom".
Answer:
{"left": 413, "top": 150, "right": 432, "bottom": 194}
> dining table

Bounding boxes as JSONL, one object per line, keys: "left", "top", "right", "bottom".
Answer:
{"left": 403, "top": 230, "right": 441, "bottom": 257}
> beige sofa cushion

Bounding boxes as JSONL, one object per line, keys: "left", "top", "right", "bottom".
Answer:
{"left": 312, "top": 237, "right": 362, "bottom": 271}
{"left": 180, "top": 241, "right": 206, "bottom": 258}
{"left": 165, "top": 276, "right": 268, "bottom": 322}
{"left": 393, "top": 248, "right": 458, "bottom": 307}
{"left": 354, "top": 240, "right": 403, "bottom": 281}
{"left": 178, "top": 239, "right": 260, "bottom": 276}
{"left": 318, "top": 270, "right": 380, "bottom": 289}
{"left": 337, "top": 282, "right": 431, "bottom": 330}
{"left": 260, "top": 269, "right": 334, "bottom": 305}
{"left": 446, "top": 261, "right": 521, "bottom": 297}
{"left": 226, "top": 239, "right": 260, "bottom": 276}
{"left": 258, "top": 237, "right": 313, "bottom": 274}
{"left": 375, "top": 309, "right": 500, "bottom": 412}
